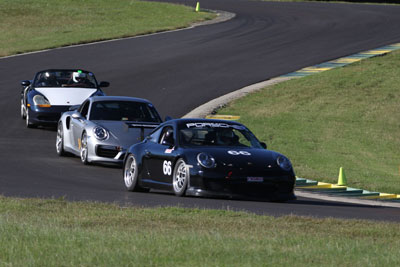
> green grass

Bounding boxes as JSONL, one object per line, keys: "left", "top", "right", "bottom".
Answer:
{"left": 0, "top": 0, "right": 214, "bottom": 57}
{"left": 217, "top": 51, "right": 400, "bottom": 194}
{"left": 0, "top": 196, "right": 400, "bottom": 266}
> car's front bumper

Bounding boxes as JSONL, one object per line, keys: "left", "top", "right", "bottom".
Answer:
{"left": 28, "top": 105, "right": 70, "bottom": 126}
{"left": 87, "top": 143, "right": 126, "bottom": 165}
{"left": 185, "top": 187, "right": 296, "bottom": 201}
{"left": 186, "top": 169, "right": 296, "bottom": 201}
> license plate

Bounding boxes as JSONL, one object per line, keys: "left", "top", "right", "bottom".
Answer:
{"left": 247, "top": 177, "right": 263, "bottom": 182}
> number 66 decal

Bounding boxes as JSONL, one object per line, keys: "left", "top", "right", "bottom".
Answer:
{"left": 227, "top": 150, "right": 251, "bottom": 156}
{"left": 163, "top": 160, "right": 172, "bottom": 175}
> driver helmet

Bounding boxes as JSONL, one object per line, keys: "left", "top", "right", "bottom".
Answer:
{"left": 164, "top": 129, "right": 174, "bottom": 143}
{"left": 41, "top": 72, "right": 57, "bottom": 86}
{"left": 72, "top": 71, "right": 87, "bottom": 83}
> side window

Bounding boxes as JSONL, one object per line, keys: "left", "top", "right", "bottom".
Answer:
{"left": 79, "top": 101, "right": 90, "bottom": 119}
{"left": 159, "top": 126, "right": 174, "bottom": 146}
{"left": 147, "top": 127, "right": 163, "bottom": 143}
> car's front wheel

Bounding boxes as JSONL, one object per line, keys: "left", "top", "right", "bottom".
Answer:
{"left": 56, "top": 122, "right": 66, "bottom": 156}
{"left": 20, "top": 100, "right": 26, "bottom": 120}
{"left": 124, "top": 154, "right": 148, "bottom": 192}
{"left": 25, "top": 109, "right": 36, "bottom": 128}
{"left": 80, "top": 132, "right": 89, "bottom": 165}
{"left": 172, "top": 159, "right": 189, "bottom": 197}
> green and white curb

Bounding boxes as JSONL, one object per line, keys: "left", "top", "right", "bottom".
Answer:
{"left": 295, "top": 178, "right": 400, "bottom": 208}
{"left": 282, "top": 43, "right": 400, "bottom": 77}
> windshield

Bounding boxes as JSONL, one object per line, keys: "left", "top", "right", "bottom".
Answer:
{"left": 34, "top": 70, "right": 98, "bottom": 88}
{"left": 89, "top": 101, "right": 162, "bottom": 122}
{"left": 179, "top": 123, "right": 263, "bottom": 148}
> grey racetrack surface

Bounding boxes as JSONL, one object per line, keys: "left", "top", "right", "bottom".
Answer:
{"left": 1, "top": 0, "right": 400, "bottom": 221}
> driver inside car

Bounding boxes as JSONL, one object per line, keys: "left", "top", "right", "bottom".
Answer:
{"left": 67, "top": 71, "right": 94, "bottom": 87}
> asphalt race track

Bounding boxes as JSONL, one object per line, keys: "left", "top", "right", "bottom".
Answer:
{"left": 1, "top": 0, "right": 400, "bottom": 221}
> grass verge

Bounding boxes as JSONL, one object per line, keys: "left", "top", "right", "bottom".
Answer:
{"left": 217, "top": 50, "right": 400, "bottom": 194}
{"left": 0, "top": 0, "right": 214, "bottom": 57}
{"left": 1, "top": 196, "right": 400, "bottom": 266}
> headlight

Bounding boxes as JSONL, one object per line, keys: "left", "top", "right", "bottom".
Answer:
{"left": 197, "top": 153, "right": 216, "bottom": 168}
{"left": 93, "top": 126, "right": 108, "bottom": 140}
{"left": 33, "top": 95, "right": 51, "bottom": 107}
{"left": 277, "top": 156, "right": 292, "bottom": 171}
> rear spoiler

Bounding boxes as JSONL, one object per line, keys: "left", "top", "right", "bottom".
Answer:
{"left": 124, "top": 122, "right": 159, "bottom": 141}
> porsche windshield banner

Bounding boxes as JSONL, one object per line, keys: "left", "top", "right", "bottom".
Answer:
{"left": 186, "top": 122, "right": 245, "bottom": 130}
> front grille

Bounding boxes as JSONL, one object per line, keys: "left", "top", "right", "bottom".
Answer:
{"left": 96, "top": 145, "right": 119, "bottom": 158}
{"left": 204, "top": 178, "right": 294, "bottom": 197}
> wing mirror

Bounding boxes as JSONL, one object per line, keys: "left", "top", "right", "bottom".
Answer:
{"left": 99, "top": 81, "right": 110, "bottom": 88}
{"left": 71, "top": 111, "right": 83, "bottom": 119}
{"left": 260, "top": 142, "right": 267, "bottom": 149}
{"left": 21, "top": 80, "right": 31, "bottom": 87}
{"left": 164, "top": 116, "right": 173, "bottom": 121}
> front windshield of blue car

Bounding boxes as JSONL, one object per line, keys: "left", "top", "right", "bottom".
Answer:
{"left": 34, "top": 70, "right": 97, "bottom": 88}
{"left": 179, "top": 122, "right": 263, "bottom": 148}
{"left": 90, "top": 101, "right": 162, "bottom": 122}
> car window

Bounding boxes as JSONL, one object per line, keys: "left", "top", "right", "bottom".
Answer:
{"left": 159, "top": 126, "right": 174, "bottom": 145}
{"left": 34, "top": 70, "right": 98, "bottom": 88}
{"left": 79, "top": 101, "right": 90, "bottom": 119}
{"left": 147, "top": 127, "right": 163, "bottom": 143}
{"left": 179, "top": 124, "right": 263, "bottom": 148}
{"left": 89, "top": 101, "right": 162, "bottom": 122}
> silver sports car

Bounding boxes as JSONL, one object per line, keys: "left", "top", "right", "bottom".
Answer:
{"left": 56, "top": 96, "right": 162, "bottom": 165}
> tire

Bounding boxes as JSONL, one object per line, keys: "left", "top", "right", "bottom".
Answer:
{"left": 80, "top": 132, "right": 90, "bottom": 165}
{"left": 20, "top": 101, "right": 26, "bottom": 119}
{"left": 123, "top": 154, "right": 148, "bottom": 192}
{"left": 25, "top": 109, "right": 36, "bottom": 128}
{"left": 172, "top": 159, "right": 189, "bottom": 197}
{"left": 56, "top": 122, "right": 66, "bottom": 156}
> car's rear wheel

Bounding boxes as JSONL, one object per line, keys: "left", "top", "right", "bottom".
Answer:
{"left": 80, "top": 132, "right": 89, "bottom": 165}
{"left": 124, "top": 154, "right": 148, "bottom": 192}
{"left": 56, "top": 122, "right": 66, "bottom": 156}
{"left": 172, "top": 159, "right": 189, "bottom": 197}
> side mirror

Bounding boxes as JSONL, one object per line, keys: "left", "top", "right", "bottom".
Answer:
{"left": 71, "top": 111, "right": 83, "bottom": 119}
{"left": 164, "top": 116, "right": 173, "bottom": 121}
{"left": 99, "top": 81, "right": 110, "bottom": 88}
{"left": 260, "top": 142, "right": 267, "bottom": 149}
{"left": 21, "top": 80, "right": 31, "bottom": 87}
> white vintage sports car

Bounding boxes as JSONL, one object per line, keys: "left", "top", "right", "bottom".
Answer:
{"left": 56, "top": 96, "right": 162, "bottom": 165}
{"left": 20, "top": 69, "right": 109, "bottom": 128}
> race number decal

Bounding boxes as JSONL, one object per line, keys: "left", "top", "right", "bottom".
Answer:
{"left": 163, "top": 160, "right": 172, "bottom": 176}
{"left": 227, "top": 150, "right": 251, "bottom": 156}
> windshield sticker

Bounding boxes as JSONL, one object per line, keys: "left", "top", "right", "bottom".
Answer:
{"left": 186, "top": 122, "right": 245, "bottom": 130}
{"left": 228, "top": 150, "right": 251, "bottom": 156}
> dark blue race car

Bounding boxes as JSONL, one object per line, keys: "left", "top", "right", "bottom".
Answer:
{"left": 123, "top": 118, "right": 296, "bottom": 201}
{"left": 20, "top": 69, "right": 109, "bottom": 128}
